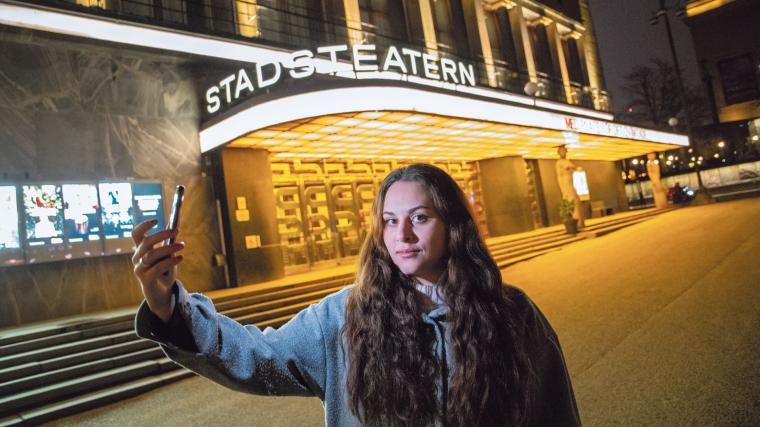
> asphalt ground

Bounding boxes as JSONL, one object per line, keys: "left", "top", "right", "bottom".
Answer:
{"left": 49, "top": 197, "right": 760, "bottom": 426}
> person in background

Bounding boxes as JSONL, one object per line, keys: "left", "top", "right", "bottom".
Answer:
{"left": 131, "top": 163, "right": 580, "bottom": 426}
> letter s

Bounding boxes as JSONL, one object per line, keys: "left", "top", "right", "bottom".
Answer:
{"left": 206, "top": 86, "right": 220, "bottom": 114}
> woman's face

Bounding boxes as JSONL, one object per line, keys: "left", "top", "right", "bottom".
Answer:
{"left": 382, "top": 181, "right": 447, "bottom": 285}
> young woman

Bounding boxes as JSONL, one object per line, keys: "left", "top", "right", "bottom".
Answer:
{"left": 132, "top": 163, "right": 580, "bottom": 426}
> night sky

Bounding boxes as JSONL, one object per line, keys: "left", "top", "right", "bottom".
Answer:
{"left": 588, "top": 0, "right": 700, "bottom": 116}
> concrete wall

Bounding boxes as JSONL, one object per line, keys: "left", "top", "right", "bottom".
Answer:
{"left": 0, "top": 27, "right": 223, "bottom": 327}
{"left": 537, "top": 158, "right": 628, "bottom": 225}
{"left": 478, "top": 156, "right": 534, "bottom": 236}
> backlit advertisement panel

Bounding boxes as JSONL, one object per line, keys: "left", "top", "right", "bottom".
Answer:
{"left": 98, "top": 182, "right": 134, "bottom": 239}
{"left": 63, "top": 184, "right": 103, "bottom": 259}
{"left": 0, "top": 185, "right": 24, "bottom": 266}
{"left": 23, "top": 184, "right": 66, "bottom": 262}
{"left": 99, "top": 182, "right": 134, "bottom": 255}
{"left": 63, "top": 184, "right": 101, "bottom": 242}
{"left": 23, "top": 185, "right": 65, "bottom": 244}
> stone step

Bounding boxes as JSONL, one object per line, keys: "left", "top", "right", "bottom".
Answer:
{"left": 0, "top": 338, "right": 155, "bottom": 384}
{"left": 0, "top": 358, "right": 177, "bottom": 417}
{"left": 0, "top": 312, "right": 134, "bottom": 348}
{"left": 0, "top": 346, "right": 163, "bottom": 397}
{"left": 0, "top": 368, "right": 193, "bottom": 426}
{"left": 0, "top": 331, "right": 137, "bottom": 370}
{"left": 223, "top": 286, "right": 347, "bottom": 319}
{"left": 215, "top": 277, "right": 351, "bottom": 311}
{"left": 0, "top": 319, "right": 133, "bottom": 358}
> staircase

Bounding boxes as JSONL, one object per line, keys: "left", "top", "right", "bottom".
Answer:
{"left": 0, "top": 207, "right": 673, "bottom": 425}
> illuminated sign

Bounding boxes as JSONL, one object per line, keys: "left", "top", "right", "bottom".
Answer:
{"left": 0, "top": 186, "right": 20, "bottom": 249}
{"left": 205, "top": 44, "right": 477, "bottom": 114}
{"left": 98, "top": 182, "right": 134, "bottom": 240}
{"left": 573, "top": 171, "right": 590, "bottom": 201}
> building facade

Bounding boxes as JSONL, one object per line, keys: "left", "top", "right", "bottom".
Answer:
{"left": 685, "top": 0, "right": 760, "bottom": 161}
{"left": 0, "top": 0, "right": 686, "bottom": 327}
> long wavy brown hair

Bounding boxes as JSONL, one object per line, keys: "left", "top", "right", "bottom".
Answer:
{"left": 343, "top": 163, "right": 535, "bottom": 426}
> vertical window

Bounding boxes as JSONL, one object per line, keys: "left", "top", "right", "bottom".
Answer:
{"left": 430, "top": 0, "right": 469, "bottom": 56}
{"left": 562, "top": 37, "right": 586, "bottom": 85}
{"left": 359, "top": 0, "right": 411, "bottom": 47}
{"left": 237, "top": 0, "right": 259, "bottom": 38}
{"left": 528, "top": 23, "right": 553, "bottom": 76}
{"left": 718, "top": 54, "right": 759, "bottom": 105}
{"left": 253, "top": 0, "right": 346, "bottom": 47}
{"left": 486, "top": 8, "right": 517, "bottom": 67}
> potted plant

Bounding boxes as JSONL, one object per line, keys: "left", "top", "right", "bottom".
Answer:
{"left": 559, "top": 198, "right": 577, "bottom": 235}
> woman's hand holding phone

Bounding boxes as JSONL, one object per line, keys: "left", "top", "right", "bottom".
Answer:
{"left": 131, "top": 185, "right": 185, "bottom": 323}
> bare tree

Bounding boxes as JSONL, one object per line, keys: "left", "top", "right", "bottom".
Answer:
{"left": 619, "top": 57, "right": 710, "bottom": 132}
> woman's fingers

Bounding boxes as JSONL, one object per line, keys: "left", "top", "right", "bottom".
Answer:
{"left": 131, "top": 228, "right": 177, "bottom": 265}
{"left": 150, "top": 253, "right": 183, "bottom": 279}
{"left": 134, "top": 242, "right": 184, "bottom": 274}
{"left": 131, "top": 219, "right": 158, "bottom": 245}
{"left": 142, "top": 243, "right": 185, "bottom": 269}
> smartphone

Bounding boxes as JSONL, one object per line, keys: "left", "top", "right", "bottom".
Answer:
{"left": 165, "top": 184, "right": 185, "bottom": 246}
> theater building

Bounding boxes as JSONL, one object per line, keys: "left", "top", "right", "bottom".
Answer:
{"left": 0, "top": 0, "right": 687, "bottom": 327}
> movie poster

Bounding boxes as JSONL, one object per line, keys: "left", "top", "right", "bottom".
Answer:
{"left": 98, "top": 182, "right": 134, "bottom": 239}
{"left": 23, "top": 184, "right": 65, "bottom": 245}
{"left": 0, "top": 186, "right": 20, "bottom": 249}
{"left": 62, "top": 184, "right": 101, "bottom": 242}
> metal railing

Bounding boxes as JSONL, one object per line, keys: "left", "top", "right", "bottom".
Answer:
{"left": 29, "top": 0, "right": 612, "bottom": 112}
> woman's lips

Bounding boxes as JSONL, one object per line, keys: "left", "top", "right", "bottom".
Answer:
{"left": 396, "top": 249, "right": 420, "bottom": 258}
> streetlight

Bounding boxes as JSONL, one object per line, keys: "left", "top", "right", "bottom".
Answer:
{"left": 652, "top": 3, "right": 712, "bottom": 202}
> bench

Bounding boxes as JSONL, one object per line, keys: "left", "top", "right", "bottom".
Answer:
{"left": 590, "top": 200, "right": 613, "bottom": 217}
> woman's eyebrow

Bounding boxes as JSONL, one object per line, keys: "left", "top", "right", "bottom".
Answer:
{"left": 382, "top": 205, "right": 430, "bottom": 216}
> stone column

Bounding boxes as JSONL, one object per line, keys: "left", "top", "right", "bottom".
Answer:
{"left": 342, "top": 0, "right": 364, "bottom": 46}
{"left": 417, "top": 0, "right": 440, "bottom": 53}
{"left": 475, "top": 1, "right": 497, "bottom": 86}
{"left": 511, "top": 1, "right": 537, "bottom": 81}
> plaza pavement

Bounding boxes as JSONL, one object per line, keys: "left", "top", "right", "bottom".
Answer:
{"left": 48, "top": 197, "right": 760, "bottom": 426}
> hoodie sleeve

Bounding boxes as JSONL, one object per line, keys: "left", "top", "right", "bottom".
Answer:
{"left": 134, "top": 281, "right": 328, "bottom": 400}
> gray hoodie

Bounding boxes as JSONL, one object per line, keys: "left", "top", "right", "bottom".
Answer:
{"left": 135, "top": 282, "right": 580, "bottom": 426}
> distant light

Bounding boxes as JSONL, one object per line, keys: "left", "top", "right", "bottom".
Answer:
{"left": 632, "top": 159, "right": 639, "bottom": 165}
{"left": 666, "top": 160, "right": 672, "bottom": 165}
{"left": 687, "top": 190, "right": 694, "bottom": 196}
{"left": 714, "top": 153, "right": 720, "bottom": 158}
{"left": 691, "top": 157, "right": 696, "bottom": 161}
{"left": 667, "top": 155, "right": 674, "bottom": 161}
{"left": 718, "top": 141, "right": 725, "bottom": 148}
{"left": 722, "top": 159, "right": 726, "bottom": 162}
{"left": 688, "top": 148, "right": 693, "bottom": 153}
{"left": 753, "top": 135, "right": 759, "bottom": 141}
{"left": 698, "top": 156, "right": 704, "bottom": 161}
{"left": 688, "top": 162, "right": 695, "bottom": 168}
{"left": 674, "top": 156, "right": 679, "bottom": 161}
{"left": 628, "top": 106, "right": 634, "bottom": 113}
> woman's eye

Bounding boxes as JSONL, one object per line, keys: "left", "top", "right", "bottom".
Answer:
{"left": 412, "top": 214, "right": 429, "bottom": 223}
{"left": 383, "top": 218, "right": 397, "bottom": 225}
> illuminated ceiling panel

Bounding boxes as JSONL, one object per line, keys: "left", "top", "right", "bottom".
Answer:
{"left": 229, "top": 111, "right": 684, "bottom": 161}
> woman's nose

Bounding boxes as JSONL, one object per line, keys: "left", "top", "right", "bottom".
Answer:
{"left": 396, "top": 219, "right": 415, "bottom": 242}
